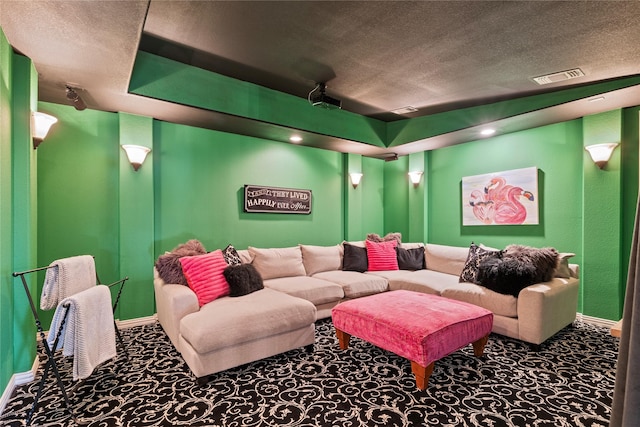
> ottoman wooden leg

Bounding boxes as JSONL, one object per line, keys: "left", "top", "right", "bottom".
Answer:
{"left": 411, "top": 361, "right": 434, "bottom": 391}
{"left": 335, "top": 328, "right": 351, "bottom": 350}
{"left": 472, "top": 334, "right": 489, "bottom": 357}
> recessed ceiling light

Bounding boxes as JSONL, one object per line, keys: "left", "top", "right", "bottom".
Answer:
{"left": 480, "top": 128, "right": 496, "bottom": 136}
{"left": 289, "top": 135, "right": 303, "bottom": 143}
{"left": 588, "top": 96, "right": 605, "bottom": 102}
{"left": 391, "top": 106, "right": 418, "bottom": 115}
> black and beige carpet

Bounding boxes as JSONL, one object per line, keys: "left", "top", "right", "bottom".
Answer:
{"left": 1, "top": 318, "right": 618, "bottom": 426}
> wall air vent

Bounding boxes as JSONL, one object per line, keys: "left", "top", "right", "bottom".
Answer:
{"left": 532, "top": 68, "right": 585, "bottom": 85}
{"left": 391, "top": 106, "right": 418, "bottom": 115}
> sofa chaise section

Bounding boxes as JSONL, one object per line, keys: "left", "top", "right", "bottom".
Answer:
{"left": 154, "top": 270, "right": 316, "bottom": 382}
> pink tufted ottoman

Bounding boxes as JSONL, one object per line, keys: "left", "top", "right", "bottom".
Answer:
{"left": 331, "top": 290, "right": 493, "bottom": 390}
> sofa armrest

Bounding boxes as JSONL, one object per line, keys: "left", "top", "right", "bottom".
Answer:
{"left": 516, "top": 277, "right": 579, "bottom": 345}
{"left": 154, "top": 268, "right": 199, "bottom": 351}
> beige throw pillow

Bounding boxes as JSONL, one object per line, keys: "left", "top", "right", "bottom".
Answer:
{"left": 248, "top": 246, "right": 306, "bottom": 280}
{"left": 425, "top": 243, "right": 470, "bottom": 276}
{"left": 555, "top": 252, "right": 576, "bottom": 278}
{"left": 300, "top": 244, "right": 342, "bottom": 275}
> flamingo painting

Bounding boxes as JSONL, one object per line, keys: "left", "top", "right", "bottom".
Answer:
{"left": 462, "top": 167, "right": 538, "bottom": 226}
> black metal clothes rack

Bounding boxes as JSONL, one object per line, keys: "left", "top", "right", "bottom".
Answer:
{"left": 12, "top": 262, "right": 129, "bottom": 426}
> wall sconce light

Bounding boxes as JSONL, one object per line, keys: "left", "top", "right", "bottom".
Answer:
{"left": 408, "top": 171, "right": 423, "bottom": 187}
{"left": 32, "top": 112, "right": 58, "bottom": 149}
{"left": 585, "top": 143, "right": 619, "bottom": 169}
{"left": 349, "top": 172, "right": 363, "bottom": 189}
{"left": 121, "top": 144, "right": 151, "bottom": 171}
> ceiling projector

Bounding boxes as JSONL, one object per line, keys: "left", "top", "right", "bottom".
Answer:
{"left": 309, "top": 83, "right": 342, "bottom": 109}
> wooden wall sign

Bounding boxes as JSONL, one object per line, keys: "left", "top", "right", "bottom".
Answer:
{"left": 244, "top": 185, "right": 312, "bottom": 214}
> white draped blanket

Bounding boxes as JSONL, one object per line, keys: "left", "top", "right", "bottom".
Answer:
{"left": 47, "top": 285, "right": 116, "bottom": 380}
{"left": 41, "top": 255, "right": 96, "bottom": 310}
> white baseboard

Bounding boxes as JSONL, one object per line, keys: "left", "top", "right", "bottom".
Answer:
{"left": 116, "top": 314, "right": 157, "bottom": 329}
{"left": 576, "top": 313, "right": 617, "bottom": 329}
{"left": 0, "top": 357, "right": 38, "bottom": 415}
{"left": 1, "top": 314, "right": 157, "bottom": 416}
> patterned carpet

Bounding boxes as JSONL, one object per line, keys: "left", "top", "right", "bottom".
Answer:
{"left": 1, "top": 318, "right": 618, "bottom": 427}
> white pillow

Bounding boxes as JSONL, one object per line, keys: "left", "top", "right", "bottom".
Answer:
{"left": 248, "top": 246, "right": 306, "bottom": 280}
{"left": 425, "top": 243, "right": 470, "bottom": 276}
{"left": 300, "top": 244, "right": 342, "bottom": 275}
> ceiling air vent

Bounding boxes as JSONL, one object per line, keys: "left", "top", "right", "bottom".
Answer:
{"left": 391, "top": 106, "right": 418, "bottom": 115}
{"left": 532, "top": 68, "right": 585, "bottom": 85}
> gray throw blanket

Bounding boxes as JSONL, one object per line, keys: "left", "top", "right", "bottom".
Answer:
{"left": 41, "top": 255, "right": 96, "bottom": 310}
{"left": 47, "top": 285, "right": 116, "bottom": 380}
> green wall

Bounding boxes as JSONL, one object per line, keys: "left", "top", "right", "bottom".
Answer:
{"left": 0, "top": 30, "right": 39, "bottom": 393}
{"left": 154, "top": 120, "right": 347, "bottom": 253}
{"left": 397, "top": 113, "right": 638, "bottom": 320}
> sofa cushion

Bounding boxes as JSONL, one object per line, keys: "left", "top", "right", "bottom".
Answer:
{"left": 342, "top": 243, "right": 368, "bottom": 272}
{"left": 504, "top": 245, "right": 559, "bottom": 283}
{"left": 386, "top": 269, "right": 460, "bottom": 295}
{"left": 179, "top": 250, "right": 230, "bottom": 306}
{"left": 365, "top": 240, "right": 399, "bottom": 271}
{"left": 441, "top": 282, "right": 518, "bottom": 318}
{"left": 223, "top": 264, "right": 264, "bottom": 297}
{"left": 476, "top": 245, "right": 560, "bottom": 297}
{"left": 180, "top": 288, "right": 316, "bottom": 354}
{"left": 313, "top": 270, "right": 389, "bottom": 298}
{"left": 237, "top": 249, "right": 253, "bottom": 264}
{"left": 366, "top": 232, "right": 402, "bottom": 244}
{"left": 300, "top": 244, "right": 342, "bottom": 275}
{"left": 222, "top": 244, "right": 242, "bottom": 266}
{"left": 249, "top": 246, "right": 306, "bottom": 280}
{"left": 343, "top": 240, "right": 365, "bottom": 247}
{"left": 555, "top": 252, "right": 576, "bottom": 278}
{"left": 424, "top": 244, "right": 470, "bottom": 276}
{"left": 400, "top": 242, "right": 425, "bottom": 249}
{"left": 155, "top": 239, "right": 207, "bottom": 286}
{"left": 396, "top": 246, "right": 425, "bottom": 270}
{"left": 263, "top": 276, "right": 344, "bottom": 305}
{"left": 459, "top": 243, "right": 501, "bottom": 284}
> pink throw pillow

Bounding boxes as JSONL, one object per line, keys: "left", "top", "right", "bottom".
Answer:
{"left": 179, "top": 250, "right": 230, "bottom": 306}
{"left": 365, "top": 240, "right": 399, "bottom": 271}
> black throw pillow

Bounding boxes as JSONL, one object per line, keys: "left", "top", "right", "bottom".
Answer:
{"left": 223, "top": 264, "right": 264, "bottom": 297}
{"left": 477, "top": 256, "right": 537, "bottom": 297}
{"left": 396, "top": 247, "right": 425, "bottom": 270}
{"left": 342, "top": 243, "right": 368, "bottom": 272}
{"left": 222, "top": 244, "right": 242, "bottom": 266}
{"left": 459, "top": 243, "right": 501, "bottom": 284}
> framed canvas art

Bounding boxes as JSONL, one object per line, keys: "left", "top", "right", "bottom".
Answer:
{"left": 462, "top": 167, "right": 539, "bottom": 226}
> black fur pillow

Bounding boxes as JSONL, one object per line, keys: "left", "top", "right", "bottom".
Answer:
{"left": 155, "top": 239, "right": 207, "bottom": 285}
{"left": 477, "top": 256, "right": 537, "bottom": 297}
{"left": 503, "top": 245, "right": 559, "bottom": 283}
{"left": 223, "top": 264, "right": 264, "bottom": 297}
{"left": 477, "top": 245, "right": 560, "bottom": 297}
{"left": 367, "top": 232, "right": 402, "bottom": 244}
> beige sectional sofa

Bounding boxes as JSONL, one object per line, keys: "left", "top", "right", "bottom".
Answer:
{"left": 154, "top": 241, "right": 580, "bottom": 382}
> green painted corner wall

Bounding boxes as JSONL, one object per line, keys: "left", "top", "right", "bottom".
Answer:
{"left": 404, "top": 112, "right": 638, "bottom": 320}
{"left": 0, "top": 25, "right": 15, "bottom": 393}
{"left": 0, "top": 29, "right": 39, "bottom": 391}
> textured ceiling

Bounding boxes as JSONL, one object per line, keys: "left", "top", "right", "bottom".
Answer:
{"left": 1, "top": 0, "right": 640, "bottom": 153}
